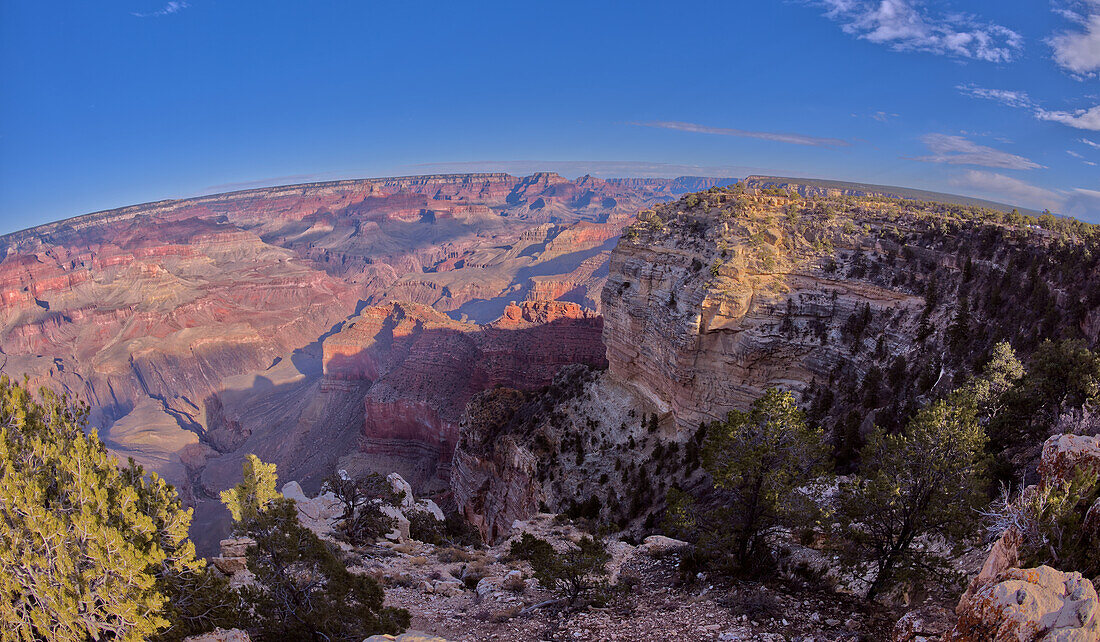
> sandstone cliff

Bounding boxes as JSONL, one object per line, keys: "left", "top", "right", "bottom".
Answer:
{"left": 454, "top": 186, "right": 1100, "bottom": 541}
{"left": 603, "top": 188, "right": 1099, "bottom": 446}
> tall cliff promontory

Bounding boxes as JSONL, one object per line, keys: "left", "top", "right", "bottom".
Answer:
{"left": 454, "top": 186, "right": 1100, "bottom": 541}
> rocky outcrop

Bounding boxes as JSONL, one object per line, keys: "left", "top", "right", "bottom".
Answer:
{"left": 951, "top": 433, "right": 1100, "bottom": 641}
{"left": 210, "top": 537, "right": 253, "bottom": 576}
{"left": 947, "top": 566, "right": 1099, "bottom": 641}
{"left": 1038, "top": 434, "right": 1100, "bottom": 487}
{"left": 601, "top": 189, "right": 1100, "bottom": 439}
{"left": 451, "top": 365, "right": 685, "bottom": 543}
{"left": 450, "top": 388, "right": 542, "bottom": 543}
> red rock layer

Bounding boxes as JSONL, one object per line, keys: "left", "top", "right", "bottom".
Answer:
{"left": 321, "top": 300, "right": 605, "bottom": 485}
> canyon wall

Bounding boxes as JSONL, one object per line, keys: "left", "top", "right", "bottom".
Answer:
{"left": 0, "top": 172, "right": 711, "bottom": 552}
{"left": 453, "top": 187, "right": 1100, "bottom": 542}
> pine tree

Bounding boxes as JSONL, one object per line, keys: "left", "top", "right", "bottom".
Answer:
{"left": 699, "top": 388, "right": 831, "bottom": 573}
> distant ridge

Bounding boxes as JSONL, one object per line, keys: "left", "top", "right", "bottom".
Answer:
{"left": 1, "top": 173, "right": 737, "bottom": 243}
{"left": 0, "top": 172, "right": 518, "bottom": 242}
{"left": 743, "top": 175, "right": 1042, "bottom": 216}
{"left": 606, "top": 176, "right": 739, "bottom": 194}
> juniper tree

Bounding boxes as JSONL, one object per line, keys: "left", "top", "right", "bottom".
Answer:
{"left": 509, "top": 533, "right": 610, "bottom": 606}
{"left": 692, "top": 388, "right": 831, "bottom": 574}
{"left": 219, "top": 453, "right": 279, "bottom": 522}
{"left": 0, "top": 377, "right": 234, "bottom": 641}
{"left": 224, "top": 457, "right": 410, "bottom": 641}
{"left": 840, "top": 392, "right": 989, "bottom": 601}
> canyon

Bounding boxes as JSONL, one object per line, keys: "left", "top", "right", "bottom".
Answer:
{"left": 0, "top": 172, "right": 733, "bottom": 552}
{"left": 5, "top": 175, "right": 1099, "bottom": 640}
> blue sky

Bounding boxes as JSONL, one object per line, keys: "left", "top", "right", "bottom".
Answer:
{"left": 1, "top": 0, "right": 1099, "bottom": 233}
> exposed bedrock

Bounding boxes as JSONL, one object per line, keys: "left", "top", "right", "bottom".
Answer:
{"left": 601, "top": 192, "right": 1100, "bottom": 438}
{"left": 454, "top": 189, "right": 1100, "bottom": 542}
{"left": 319, "top": 299, "right": 607, "bottom": 492}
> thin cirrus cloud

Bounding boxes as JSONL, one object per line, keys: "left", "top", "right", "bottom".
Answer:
{"left": 1082, "top": 137, "right": 1100, "bottom": 148}
{"left": 955, "top": 84, "right": 1035, "bottom": 109}
{"left": 956, "top": 84, "right": 1100, "bottom": 132}
{"left": 634, "top": 121, "right": 850, "bottom": 148}
{"left": 1048, "top": 2, "right": 1100, "bottom": 76}
{"left": 813, "top": 0, "right": 1023, "bottom": 62}
{"left": 949, "top": 170, "right": 1063, "bottom": 211}
{"left": 132, "top": 1, "right": 189, "bottom": 18}
{"left": 914, "top": 134, "right": 1042, "bottom": 170}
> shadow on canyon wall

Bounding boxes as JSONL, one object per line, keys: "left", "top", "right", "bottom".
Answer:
{"left": 188, "top": 313, "right": 607, "bottom": 556}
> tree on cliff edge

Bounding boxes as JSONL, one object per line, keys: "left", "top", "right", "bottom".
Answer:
{"left": 224, "top": 457, "right": 410, "bottom": 641}
{"left": 220, "top": 453, "right": 279, "bottom": 522}
{"left": 665, "top": 388, "right": 830, "bottom": 576}
{"left": 841, "top": 391, "right": 989, "bottom": 601}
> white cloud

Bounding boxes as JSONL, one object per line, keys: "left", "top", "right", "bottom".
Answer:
{"left": 132, "top": 1, "right": 189, "bottom": 18}
{"left": 1069, "top": 150, "right": 1086, "bottom": 158}
{"left": 815, "top": 0, "right": 1023, "bottom": 62}
{"left": 956, "top": 84, "right": 1035, "bottom": 109}
{"left": 1063, "top": 187, "right": 1100, "bottom": 221}
{"left": 1049, "top": 4, "right": 1100, "bottom": 75}
{"left": 634, "top": 121, "right": 850, "bottom": 147}
{"left": 1037, "top": 105, "right": 1100, "bottom": 130}
{"left": 1082, "top": 137, "right": 1100, "bottom": 148}
{"left": 915, "top": 134, "right": 1042, "bottom": 170}
{"left": 949, "top": 170, "right": 1064, "bottom": 211}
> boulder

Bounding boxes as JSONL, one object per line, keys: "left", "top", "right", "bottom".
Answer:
{"left": 957, "top": 527, "right": 1022, "bottom": 616}
{"left": 1038, "top": 434, "right": 1100, "bottom": 487}
{"left": 380, "top": 504, "right": 411, "bottom": 541}
{"left": 640, "top": 535, "right": 690, "bottom": 555}
{"left": 211, "top": 537, "right": 254, "bottom": 575}
{"left": 414, "top": 498, "right": 445, "bottom": 522}
{"left": 218, "top": 537, "right": 255, "bottom": 558}
{"left": 892, "top": 605, "right": 952, "bottom": 642}
{"left": 475, "top": 576, "right": 501, "bottom": 598}
{"left": 281, "top": 480, "right": 309, "bottom": 503}
{"left": 388, "top": 472, "right": 416, "bottom": 509}
{"left": 293, "top": 491, "right": 344, "bottom": 536}
{"left": 210, "top": 555, "right": 248, "bottom": 575}
{"left": 947, "top": 566, "right": 1100, "bottom": 641}
{"left": 432, "top": 580, "right": 465, "bottom": 596}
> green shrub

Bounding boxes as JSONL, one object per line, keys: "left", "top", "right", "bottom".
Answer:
{"left": 509, "top": 533, "right": 610, "bottom": 605}
{"left": 986, "top": 469, "right": 1100, "bottom": 578}
{"left": 325, "top": 472, "right": 398, "bottom": 545}
{"left": 840, "top": 391, "right": 989, "bottom": 601}
{"left": 697, "top": 388, "right": 831, "bottom": 575}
